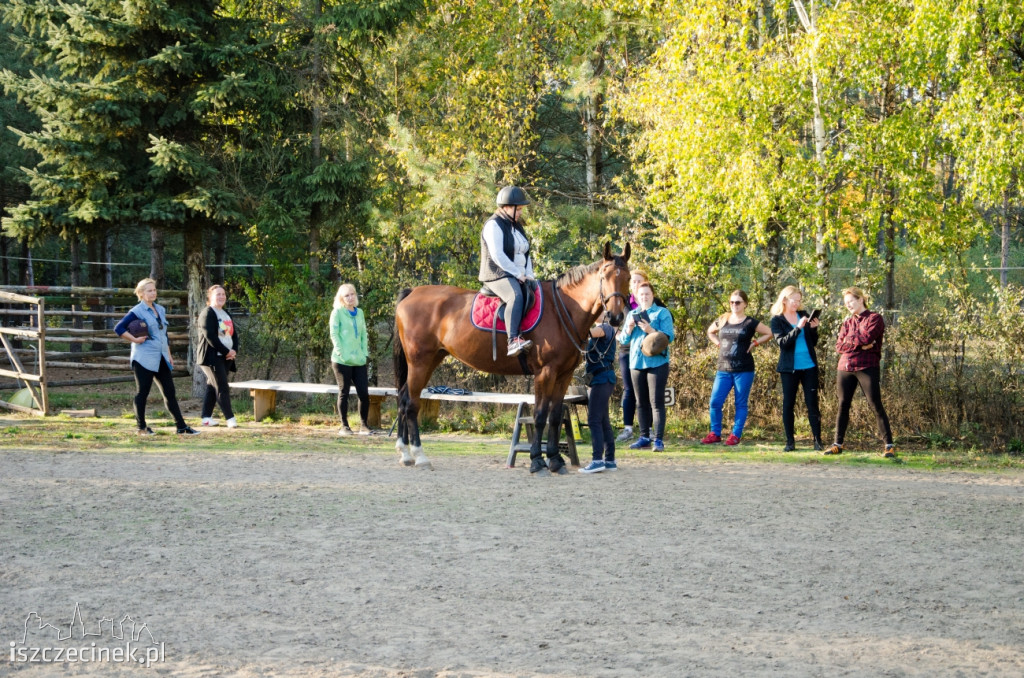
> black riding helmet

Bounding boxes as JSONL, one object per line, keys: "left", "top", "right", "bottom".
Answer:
{"left": 496, "top": 186, "right": 531, "bottom": 207}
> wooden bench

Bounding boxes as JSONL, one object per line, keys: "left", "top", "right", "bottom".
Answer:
{"left": 228, "top": 380, "right": 587, "bottom": 468}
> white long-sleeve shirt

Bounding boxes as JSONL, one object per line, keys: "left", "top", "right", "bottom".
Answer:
{"left": 482, "top": 218, "right": 533, "bottom": 279}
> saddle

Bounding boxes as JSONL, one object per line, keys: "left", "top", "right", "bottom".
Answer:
{"left": 471, "top": 280, "right": 543, "bottom": 361}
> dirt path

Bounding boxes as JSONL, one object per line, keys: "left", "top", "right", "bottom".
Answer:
{"left": 2, "top": 445, "right": 1023, "bottom": 677}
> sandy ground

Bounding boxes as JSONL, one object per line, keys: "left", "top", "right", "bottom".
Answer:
{"left": 2, "top": 441, "right": 1024, "bottom": 677}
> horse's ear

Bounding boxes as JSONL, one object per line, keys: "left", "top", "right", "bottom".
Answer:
{"left": 603, "top": 241, "right": 612, "bottom": 261}
{"left": 622, "top": 242, "right": 631, "bottom": 263}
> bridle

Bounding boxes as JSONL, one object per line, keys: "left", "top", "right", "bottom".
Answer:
{"left": 551, "top": 261, "right": 629, "bottom": 355}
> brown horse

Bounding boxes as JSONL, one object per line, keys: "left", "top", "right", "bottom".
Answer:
{"left": 393, "top": 242, "right": 631, "bottom": 474}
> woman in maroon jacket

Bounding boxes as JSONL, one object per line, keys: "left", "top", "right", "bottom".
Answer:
{"left": 823, "top": 287, "right": 895, "bottom": 457}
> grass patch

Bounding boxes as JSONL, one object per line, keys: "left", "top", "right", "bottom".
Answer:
{"left": 0, "top": 413, "right": 1021, "bottom": 472}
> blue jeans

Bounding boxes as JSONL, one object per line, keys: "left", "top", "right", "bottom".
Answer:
{"left": 709, "top": 371, "right": 755, "bottom": 437}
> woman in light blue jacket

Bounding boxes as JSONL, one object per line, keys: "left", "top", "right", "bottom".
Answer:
{"left": 330, "top": 283, "right": 371, "bottom": 435}
{"left": 114, "top": 278, "right": 198, "bottom": 436}
{"left": 618, "top": 282, "right": 674, "bottom": 452}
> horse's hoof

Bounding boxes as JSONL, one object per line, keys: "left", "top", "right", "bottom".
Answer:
{"left": 529, "top": 458, "right": 548, "bottom": 475}
{"left": 415, "top": 460, "right": 433, "bottom": 471}
{"left": 531, "top": 467, "right": 552, "bottom": 477}
{"left": 547, "top": 456, "right": 567, "bottom": 475}
{"left": 401, "top": 458, "right": 415, "bottom": 467}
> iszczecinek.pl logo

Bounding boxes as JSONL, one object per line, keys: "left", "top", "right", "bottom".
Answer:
{"left": 9, "top": 602, "right": 165, "bottom": 668}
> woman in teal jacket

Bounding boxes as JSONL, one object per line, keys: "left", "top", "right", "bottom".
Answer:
{"left": 330, "top": 283, "right": 371, "bottom": 435}
{"left": 617, "top": 282, "right": 675, "bottom": 452}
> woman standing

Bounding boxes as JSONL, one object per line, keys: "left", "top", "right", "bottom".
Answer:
{"left": 823, "top": 287, "right": 895, "bottom": 457}
{"left": 114, "top": 278, "right": 199, "bottom": 436}
{"left": 580, "top": 315, "right": 618, "bottom": 473}
{"left": 615, "top": 270, "right": 647, "bottom": 444}
{"left": 330, "top": 283, "right": 371, "bottom": 435}
{"left": 618, "top": 282, "right": 675, "bottom": 452}
{"left": 702, "top": 290, "right": 772, "bottom": 446}
{"left": 197, "top": 284, "right": 239, "bottom": 428}
{"left": 770, "top": 286, "right": 822, "bottom": 451}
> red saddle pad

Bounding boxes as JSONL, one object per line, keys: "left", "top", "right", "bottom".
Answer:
{"left": 471, "top": 285, "right": 543, "bottom": 334}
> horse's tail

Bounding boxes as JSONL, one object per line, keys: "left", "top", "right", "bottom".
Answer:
{"left": 393, "top": 288, "right": 413, "bottom": 389}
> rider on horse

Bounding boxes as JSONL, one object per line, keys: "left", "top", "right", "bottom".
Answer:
{"left": 479, "top": 186, "right": 536, "bottom": 356}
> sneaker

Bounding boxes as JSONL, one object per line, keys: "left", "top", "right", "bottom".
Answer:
{"left": 700, "top": 432, "right": 721, "bottom": 445}
{"left": 629, "top": 436, "right": 652, "bottom": 450}
{"left": 783, "top": 441, "right": 796, "bottom": 452}
{"left": 137, "top": 427, "right": 155, "bottom": 436}
{"left": 823, "top": 443, "right": 843, "bottom": 455}
{"left": 813, "top": 438, "right": 824, "bottom": 452}
{"left": 506, "top": 336, "right": 533, "bottom": 356}
{"left": 339, "top": 426, "right": 353, "bottom": 436}
{"left": 615, "top": 428, "right": 634, "bottom": 443}
{"left": 724, "top": 434, "right": 741, "bottom": 446}
{"left": 201, "top": 418, "right": 219, "bottom": 427}
{"left": 226, "top": 418, "right": 238, "bottom": 429}
{"left": 653, "top": 439, "right": 665, "bottom": 452}
{"left": 579, "top": 460, "right": 606, "bottom": 474}
{"left": 357, "top": 423, "right": 372, "bottom": 436}
{"left": 603, "top": 460, "right": 618, "bottom": 471}
{"left": 883, "top": 444, "right": 897, "bottom": 458}
{"left": 177, "top": 426, "right": 201, "bottom": 436}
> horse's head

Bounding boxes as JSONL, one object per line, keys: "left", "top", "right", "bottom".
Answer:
{"left": 599, "top": 241, "right": 631, "bottom": 327}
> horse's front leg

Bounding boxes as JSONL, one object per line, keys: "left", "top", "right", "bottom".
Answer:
{"left": 544, "top": 399, "right": 568, "bottom": 475}
{"left": 529, "top": 397, "right": 550, "bottom": 475}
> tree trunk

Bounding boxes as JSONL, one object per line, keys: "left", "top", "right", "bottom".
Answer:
{"left": 184, "top": 228, "right": 208, "bottom": 398}
{"left": 1, "top": 236, "right": 9, "bottom": 286}
{"left": 1001, "top": 188, "right": 1011, "bottom": 289}
{"left": 584, "top": 48, "right": 605, "bottom": 205}
{"left": 69, "top": 236, "right": 83, "bottom": 353}
{"left": 213, "top": 227, "right": 228, "bottom": 285}
{"left": 304, "top": 0, "right": 325, "bottom": 384}
{"left": 21, "top": 241, "right": 33, "bottom": 287}
{"left": 151, "top": 226, "right": 166, "bottom": 288}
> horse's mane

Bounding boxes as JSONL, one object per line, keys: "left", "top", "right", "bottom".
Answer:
{"left": 555, "top": 261, "right": 601, "bottom": 289}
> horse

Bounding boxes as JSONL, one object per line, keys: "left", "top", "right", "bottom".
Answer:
{"left": 393, "top": 242, "right": 631, "bottom": 475}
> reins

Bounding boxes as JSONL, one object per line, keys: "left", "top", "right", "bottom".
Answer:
{"left": 551, "top": 262, "right": 629, "bottom": 356}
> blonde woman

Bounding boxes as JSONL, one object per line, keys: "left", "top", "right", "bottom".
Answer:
{"left": 114, "top": 278, "right": 199, "bottom": 436}
{"left": 197, "top": 285, "right": 239, "bottom": 428}
{"left": 769, "top": 286, "right": 822, "bottom": 451}
{"left": 823, "top": 287, "right": 895, "bottom": 457}
{"left": 330, "top": 283, "right": 371, "bottom": 435}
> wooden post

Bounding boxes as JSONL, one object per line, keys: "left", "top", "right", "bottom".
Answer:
{"left": 250, "top": 388, "right": 276, "bottom": 421}
{"left": 36, "top": 297, "right": 47, "bottom": 415}
{"left": 419, "top": 398, "right": 440, "bottom": 424}
{"left": 367, "top": 395, "right": 385, "bottom": 428}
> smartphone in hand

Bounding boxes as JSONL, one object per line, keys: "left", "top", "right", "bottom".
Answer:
{"left": 635, "top": 310, "right": 651, "bottom": 324}
{"left": 809, "top": 308, "right": 821, "bottom": 321}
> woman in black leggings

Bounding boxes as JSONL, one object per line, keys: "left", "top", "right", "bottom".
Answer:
{"left": 823, "top": 287, "right": 895, "bottom": 458}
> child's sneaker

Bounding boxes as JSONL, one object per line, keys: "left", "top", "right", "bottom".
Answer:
{"left": 201, "top": 418, "right": 218, "bottom": 427}
{"left": 579, "top": 460, "right": 606, "bottom": 474}
{"left": 724, "top": 434, "right": 740, "bottom": 446}
{"left": 653, "top": 439, "right": 665, "bottom": 452}
{"left": 177, "top": 426, "right": 201, "bottom": 436}
{"left": 603, "top": 460, "right": 617, "bottom": 471}
{"left": 615, "top": 428, "right": 634, "bottom": 443}
{"left": 883, "top": 444, "right": 897, "bottom": 458}
{"left": 339, "top": 426, "right": 353, "bottom": 436}
{"left": 823, "top": 443, "right": 843, "bottom": 455}
{"left": 700, "top": 432, "right": 721, "bottom": 444}
{"left": 629, "top": 436, "right": 652, "bottom": 450}
{"left": 226, "top": 417, "right": 238, "bottom": 429}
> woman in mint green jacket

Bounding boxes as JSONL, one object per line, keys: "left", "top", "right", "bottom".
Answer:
{"left": 330, "top": 283, "right": 371, "bottom": 435}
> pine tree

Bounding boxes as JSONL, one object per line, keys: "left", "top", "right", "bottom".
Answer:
{"left": 1, "top": 0, "right": 261, "bottom": 393}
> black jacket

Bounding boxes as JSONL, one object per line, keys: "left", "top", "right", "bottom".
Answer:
{"left": 196, "top": 306, "right": 238, "bottom": 371}
{"left": 771, "top": 311, "right": 818, "bottom": 373}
